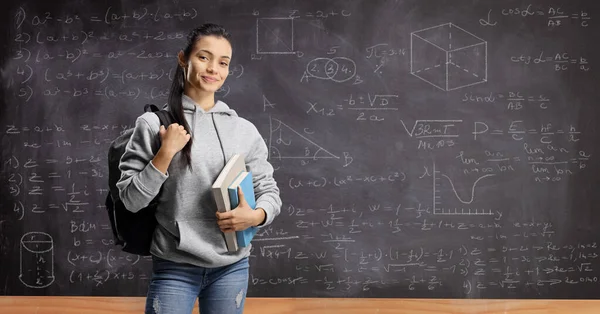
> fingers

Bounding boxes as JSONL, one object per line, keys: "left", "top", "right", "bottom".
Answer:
{"left": 237, "top": 187, "right": 247, "bottom": 205}
{"left": 216, "top": 214, "right": 235, "bottom": 232}
{"left": 159, "top": 123, "right": 190, "bottom": 154}
{"left": 216, "top": 211, "right": 231, "bottom": 220}
{"left": 218, "top": 221, "right": 234, "bottom": 232}
{"left": 216, "top": 211, "right": 238, "bottom": 232}
{"left": 165, "top": 123, "right": 190, "bottom": 137}
{"left": 167, "top": 123, "right": 185, "bottom": 131}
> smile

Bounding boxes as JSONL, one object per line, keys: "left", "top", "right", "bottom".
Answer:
{"left": 202, "top": 76, "right": 218, "bottom": 83}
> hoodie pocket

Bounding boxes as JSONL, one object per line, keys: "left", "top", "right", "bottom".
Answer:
{"left": 175, "top": 219, "right": 226, "bottom": 255}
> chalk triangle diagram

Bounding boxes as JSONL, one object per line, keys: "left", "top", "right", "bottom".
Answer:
{"left": 268, "top": 117, "right": 339, "bottom": 161}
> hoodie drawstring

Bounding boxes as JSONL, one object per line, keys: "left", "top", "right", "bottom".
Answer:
{"left": 211, "top": 113, "right": 227, "bottom": 166}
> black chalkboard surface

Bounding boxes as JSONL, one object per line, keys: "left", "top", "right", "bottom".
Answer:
{"left": 1, "top": 0, "right": 600, "bottom": 299}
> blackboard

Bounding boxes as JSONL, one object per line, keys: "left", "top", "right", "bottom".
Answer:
{"left": 1, "top": 0, "right": 600, "bottom": 299}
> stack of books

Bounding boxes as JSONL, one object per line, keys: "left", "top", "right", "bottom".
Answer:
{"left": 211, "top": 154, "right": 257, "bottom": 252}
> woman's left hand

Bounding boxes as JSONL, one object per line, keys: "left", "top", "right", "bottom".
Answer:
{"left": 216, "top": 187, "right": 265, "bottom": 232}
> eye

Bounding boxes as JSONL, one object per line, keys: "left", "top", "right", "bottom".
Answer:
{"left": 220, "top": 61, "right": 229, "bottom": 66}
{"left": 199, "top": 55, "right": 208, "bottom": 60}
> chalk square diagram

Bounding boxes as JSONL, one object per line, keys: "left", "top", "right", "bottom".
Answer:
{"left": 256, "top": 17, "right": 295, "bottom": 54}
{"left": 411, "top": 23, "right": 487, "bottom": 91}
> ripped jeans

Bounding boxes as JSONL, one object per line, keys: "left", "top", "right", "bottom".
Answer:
{"left": 145, "top": 255, "right": 249, "bottom": 314}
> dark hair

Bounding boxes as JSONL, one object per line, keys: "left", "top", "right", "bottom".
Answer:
{"left": 168, "top": 23, "right": 232, "bottom": 169}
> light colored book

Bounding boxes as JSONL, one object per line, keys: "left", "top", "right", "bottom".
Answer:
{"left": 211, "top": 154, "right": 246, "bottom": 252}
{"left": 228, "top": 171, "right": 257, "bottom": 248}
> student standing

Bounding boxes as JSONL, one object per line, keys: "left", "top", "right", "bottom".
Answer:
{"left": 117, "top": 23, "right": 281, "bottom": 314}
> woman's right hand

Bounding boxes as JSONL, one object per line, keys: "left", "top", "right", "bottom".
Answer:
{"left": 159, "top": 123, "right": 191, "bottom": 156}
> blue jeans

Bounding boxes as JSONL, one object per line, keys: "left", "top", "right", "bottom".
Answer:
{"left": 145, "top": 256, "right": 249, "bottom": 314}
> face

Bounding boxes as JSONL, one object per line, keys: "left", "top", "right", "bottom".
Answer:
{"left": 179, "top": 35, "right": 232, "bottom": 94}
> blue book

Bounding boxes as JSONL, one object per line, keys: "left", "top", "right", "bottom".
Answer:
{"left": 212, "top": 154, "right": 246, "bottom": 252}
{"left": 227, "top": 171, "right": 257, "bottom": 247}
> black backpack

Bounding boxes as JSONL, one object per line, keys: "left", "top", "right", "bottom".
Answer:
{"left": 105, "top": 104, "right": 175, "bottom": 256}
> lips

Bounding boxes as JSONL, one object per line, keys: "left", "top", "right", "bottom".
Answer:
{"left": 202, "top": 76, "right": 218, "bottom": 83}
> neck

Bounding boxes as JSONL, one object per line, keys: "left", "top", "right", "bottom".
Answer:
{"left": 183, "top": 87, "right": 215, "bottom": 111}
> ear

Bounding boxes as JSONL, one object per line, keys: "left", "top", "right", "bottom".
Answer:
{"left": 177, "top": 50, "right": 186, "bottom": 67}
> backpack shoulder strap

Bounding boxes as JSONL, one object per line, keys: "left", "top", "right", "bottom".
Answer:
{"left": 154, "top": 110, "right": 175, "bottom": 127}
{"left": 144, "top": 104, "right": 160, "bottom": 113}
{"left": 142, "top": 103, "right": 174, "bottom": 127}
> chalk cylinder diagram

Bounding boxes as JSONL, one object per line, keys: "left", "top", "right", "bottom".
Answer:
{"left": 19, "top": 232, "right": 55, "bottom": 288}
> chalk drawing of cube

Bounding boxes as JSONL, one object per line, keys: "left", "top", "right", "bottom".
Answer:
{"left": 256, "top": 17, "right": 295, "bottom": 54}
{"left": 411, "top": 23, "right": 487, "bottom": 91}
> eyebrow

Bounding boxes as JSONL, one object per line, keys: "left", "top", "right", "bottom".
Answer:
{"left": 198, "top": 49, "right": 231, "bottom": 59}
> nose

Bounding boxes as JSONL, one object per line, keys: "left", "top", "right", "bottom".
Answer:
{"left": 207, "top": 62, "right": 215, "bottom": 73}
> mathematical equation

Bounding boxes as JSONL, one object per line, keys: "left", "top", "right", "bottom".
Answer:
{"left": 462, "top": 91, "right": 551, "bottom": 110}
{"left": 14, "top": 6, "right": 198, "bottom": 28}
{"left": 480, "top": 5, "right": 592, "bottom": 28}
{"left": 511, "top": 52, "right": 590, "bottom": 71}
{"left": 250, "top": 236, "right": 598, "bottom": 294}
{"left": 500, "top": 5, "right": 591, "bottom": 27}
{"left": 306, "top": 93, "right": 399, "bottom": 121}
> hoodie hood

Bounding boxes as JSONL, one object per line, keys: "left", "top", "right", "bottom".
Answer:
{"left": 178, "top": 94, "right": 238, "bottom": 116}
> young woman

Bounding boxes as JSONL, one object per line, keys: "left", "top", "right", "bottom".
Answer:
{"left": 116, "top": 23, "right": 281, "bottom": 314}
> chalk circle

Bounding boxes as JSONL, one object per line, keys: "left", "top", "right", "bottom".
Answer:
{"left": 306, "top": 58, "right": 337, "bottom": 80}
{"left": 329, "top": 57, "right": 356, "bottom": 83}
{"left": 21, "top": 232, "right": 53, "bottom": 253}
{"left": 306, "top": 57, "right": 357, "bottom": 83}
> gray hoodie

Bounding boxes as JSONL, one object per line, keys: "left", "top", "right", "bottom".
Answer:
{"left": 116, "top": 95, "right": 281, "bottom": 267}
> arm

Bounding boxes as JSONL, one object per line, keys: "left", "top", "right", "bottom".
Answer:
{"left": 116, "top": 115, "right": 168, "bottom": 213}
{"left": 116, "top": 115, "right": 191, "bottom": 212}
{"left": 246, "top": 128, "right": 281, "bottom": 227}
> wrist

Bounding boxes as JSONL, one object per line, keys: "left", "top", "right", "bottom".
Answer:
{"left": 157, "top": 147, "right": 177, "bottom": 159}
{"left": 253, "top": 208, "right": 266, "bottom": 227}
